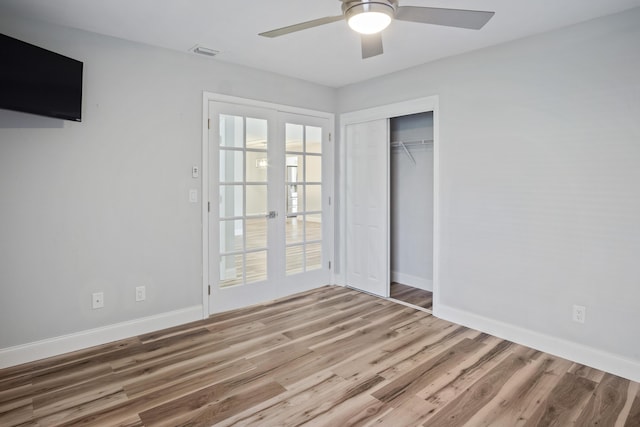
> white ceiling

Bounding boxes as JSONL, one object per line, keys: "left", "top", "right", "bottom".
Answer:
{"left": 2, "top": 0, "right": 640, "bottom": 87}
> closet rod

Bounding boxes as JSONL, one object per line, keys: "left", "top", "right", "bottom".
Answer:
{"left": 390, "top": 138, "right": 433, "bottom": 147}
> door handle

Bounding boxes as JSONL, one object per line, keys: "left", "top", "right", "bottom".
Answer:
{"left": 265, "top": 211, "right": 277, "bottom": 219}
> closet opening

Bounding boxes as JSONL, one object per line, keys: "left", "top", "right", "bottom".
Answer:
{"left": 389, "top": 111, "right": 434, "bottom": 311}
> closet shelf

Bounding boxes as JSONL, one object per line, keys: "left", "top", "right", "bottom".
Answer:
{"left": 391, "top": 139, "right": 433, "bottom": 164}
{"left": 390, "top": 139, "right": 433, "bottom": 148}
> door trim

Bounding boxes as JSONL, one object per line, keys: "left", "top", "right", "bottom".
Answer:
{"left": 201, "top": 92, "right": 335, "bottom": 318}
{"left": 338, "top": 96, "right": 440, "bottom": 309}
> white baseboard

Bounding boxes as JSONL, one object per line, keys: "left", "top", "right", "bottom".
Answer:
{"left": 434, "top": 303, "right": 640, "bottom": 383}
{"left": 0, "top": 306, "right": 203, "bottom": 369}
{"left": 391, "top": 271, "right": 433, "bottom": 291}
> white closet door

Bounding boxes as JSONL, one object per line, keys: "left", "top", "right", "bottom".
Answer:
{"left": 345, "top": 119, "right": 389, "bottom": 297}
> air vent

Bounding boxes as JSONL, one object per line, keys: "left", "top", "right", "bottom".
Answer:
{"left": 191, "top": 45, "right": 219, "bottom": 57}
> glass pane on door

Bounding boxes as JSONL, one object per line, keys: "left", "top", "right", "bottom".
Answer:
{"left": 218, "top": 114, "right": 270, "bottom": 286}
{"left": 285, "top": 124, "right": 323, "bottom": 275}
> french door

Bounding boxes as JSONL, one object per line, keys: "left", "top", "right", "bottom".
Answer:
{"left": 208, "top": 101, "right": 332, "bottom": 313}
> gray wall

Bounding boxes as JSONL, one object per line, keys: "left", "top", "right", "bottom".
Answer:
{"left": 0, "top": 16, "right": 335, "bottom": 348}
{"left": 338, "top": 8, "right": 640, "bottom": 363}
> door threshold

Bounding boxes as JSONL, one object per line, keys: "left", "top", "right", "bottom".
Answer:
{"left": 346, "top": 285, "right": 433, "bottom": 314}
{"left": 388, "top": 297, "right": 433, "bottom": 315}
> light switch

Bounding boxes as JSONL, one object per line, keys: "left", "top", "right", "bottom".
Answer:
{"left": 192, "top": 165, "right": 199, "bottom": 178}
{"left": 189, "top": 189, "right": 198, "bottom": 203}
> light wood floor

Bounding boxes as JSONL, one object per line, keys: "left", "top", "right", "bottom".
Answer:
{"left": 1, "top": 286, "right": 639, "bottom": 426}
{"left": 390, "top": 282, "right": 433, "bottom": 311}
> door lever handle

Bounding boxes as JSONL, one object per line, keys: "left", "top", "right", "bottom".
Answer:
{"left": 265, "top": 211, "right": 277, "bottom": 219}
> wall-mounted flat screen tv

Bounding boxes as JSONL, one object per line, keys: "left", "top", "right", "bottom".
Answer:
{"left": 1, "top": 33, "right": 83, "bottom": 122}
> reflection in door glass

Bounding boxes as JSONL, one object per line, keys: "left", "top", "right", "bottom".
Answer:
{"left": 306, "top": 184, "right": 322, "bottom": 212}
{"left": 306, "top": 243, "right": 322, "bottom": 271}
{"left": 306, "top": 215, "right": 322, "bottom": 241}
{"left": 246, "top": 185, "right": 268, "bottom": 216}
{"left": 246, "top": 218, "right": 268, "bottom": 250}
{"left": 286, "top": 185, "right": 302, "bottom": 216}
{"left": 219, "top": 185, "right": 243, "bottom": 218}
{"left": 246, "top": 118, "right": 268, "bottom": 149}
{"left": 286, "top": 216, "right": 304, "bottom": 245}
{"left": 219, "top": 220, "right": 243, "bottom": 253}
{"left": 286, "top": 245, "right": 304, "bottom": 275}
{"left": 286, "top": 123, "right": 304, "bottom": 152}
{"left": 306, "top": 155, "right": 321, "bottom": 182}
{"left": 246, "top": 251, "right": 267, "bottom": 284}
{"left": 219, "top": 150, "right": 243, "bottom": 183}
{"left": 218, "top": 114, "right": 270, "bottom": 289}
{"left": 284, "top": 121, "right": 323, "bottom": 276}
{"left": 286, "top": 155, "right": 304, "bottom": 183}
{"left": 246, "top": 151, "right": 268, "bottom": 182}
{"left": 220, "top": 254, "right": 243, "bottom": 287}
{"left": 306, "top": 126, "right": 322, "bottom": 153}
{"left": 219, "top": 115, "right": 244, "bottom": 148}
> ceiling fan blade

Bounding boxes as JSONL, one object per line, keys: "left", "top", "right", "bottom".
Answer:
{"left": 396, "top": 6, "right": 494, "bottom": 30}
{"left": 259, "top": 15, "right": 344, "bottom": 38}
{"left": 361, "top": 33, "right": 384, "bottom": 59}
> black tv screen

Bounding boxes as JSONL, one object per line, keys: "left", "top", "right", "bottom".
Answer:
{"left": 1, "top": 34, "right": 83, "bottom": 122}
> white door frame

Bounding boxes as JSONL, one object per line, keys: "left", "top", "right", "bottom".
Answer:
{"left": 201, "top": 92, "right": 335, "bottom": 318}
{"left": 338, "top": 96, "right": 440, "bottom": 308}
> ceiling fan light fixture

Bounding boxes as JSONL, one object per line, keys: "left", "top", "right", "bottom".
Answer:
{"left": 345, "top": 2, "right": 395, "bottom": 35}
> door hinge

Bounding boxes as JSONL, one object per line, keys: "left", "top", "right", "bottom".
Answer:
{"left": 328, "top": 261, "right": 331, "bottom": 270}
{"left": 328, "top": 132, "right": 332, "bottom": 142}
{"left": 328, "top": 196, "right": 331, "bottom": 206}
{"left": 208, "top": 201, "right": 210, "bottom": 212}
{"left": 208, "top": 118, "right": 211, "bottom": 129}
{"left": 208, "top": 285, "right": 211, "bottom": 295}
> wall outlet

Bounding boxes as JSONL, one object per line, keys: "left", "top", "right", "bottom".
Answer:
{"left": 572, "top": 305, "right": 586, "bottom": 323}
{"left": 135, "top": 286, "right": 146, "bottom": 302}
{"left": 92, "top": 292, "right": 104, "bottom": 309}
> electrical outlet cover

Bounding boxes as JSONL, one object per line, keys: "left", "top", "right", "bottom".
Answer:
{"left": 135, "top": 286, "right": 146, "bottom": 302}
{"left": 92, "top": 292, "right": 104, "bottom": 309}
{"left": 572, "top": 305, "right": 586, "bottom": 323}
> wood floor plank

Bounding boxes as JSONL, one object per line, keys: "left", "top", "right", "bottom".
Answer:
{"left": 416, "top": 335, "right": 514, "bottom": 404}
{"left": 575, "top": 373, "right": 631, "bottom": 426}
{"left": 301, "top": 393, "right": 388, "bottom": 427}
{"left": 390, "top": 282, "right": 433, "bottom": 310}
{"left": 121, "top": 356, "right": 256, "bottom": 399}
{"left": 109, "top": 328, "right": 218, "bottom": 371}
{"left": 1, "top": 285, "right": 638, "bottom": 426}
{"left": 523, "top": 372, "right": 597, "bottom": 426}
{"left": 138, "top": 380, "right": 286, "bottom": 427}
{"left": 0, "top": 378, "right": 32, "bottom": 418}
{"left": 0, "top": 397, "right": 33, "bottom": 427}
{"left": 421, "top": 351, "right": 530, "bottom": 426}
{"left": 331, "top": 316, "right": 450, "bottom": 380}
{"left": 465, "top": 353, "right": 573, "bottom": 426}
{"left": 376, "top": 325, "right": 480, "bottom": 382}
{"left": 624, "top": 387, "right": 640, "bottom": 427}
{"left": 618, "top": 382, "right": 640, "bottom": 427}
{"left": 373, "top": 395, "right": 437, "bottom": 426}
{"left": 0, "top": 337, "right": 141, "bottom": 382}
{"left": 35, "top": 387, "right": 129, "bottom": 426}
{"left": 569, "top": 362, "right": 607, "bottom": 383}
{"left": 282, "top": 375, "right": 386, "bottom": 426}
{"left": 282, "top": 299, "right": 384, "bottom": 340}
{"left": 373, "top": 337, "right": 487, "bottom": 407}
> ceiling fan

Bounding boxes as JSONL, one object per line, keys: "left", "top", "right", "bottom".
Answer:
{"left": 259, "top": 0, "right": 495, "bottom": 59}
